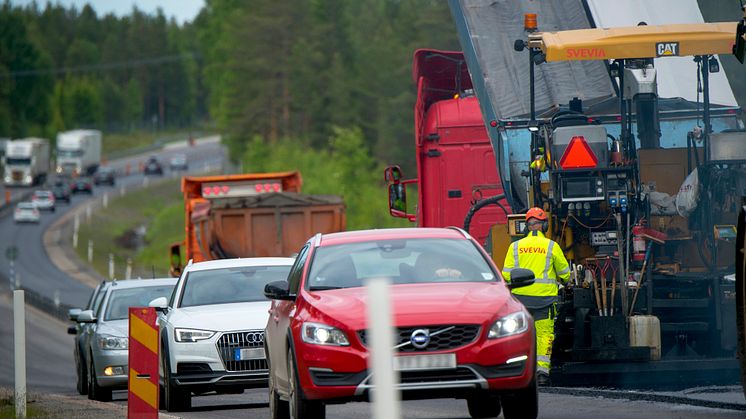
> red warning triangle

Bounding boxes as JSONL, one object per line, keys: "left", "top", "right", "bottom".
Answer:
{"left": 559, "top": 136, "right": 598, "bottom": 169}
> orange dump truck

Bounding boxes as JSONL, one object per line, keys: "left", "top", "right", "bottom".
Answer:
{"left": 169, "top": 171, "right": 345, "bottom": 275}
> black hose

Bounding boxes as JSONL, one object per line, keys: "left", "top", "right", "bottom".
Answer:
{"left": 463, "top": 194, "right": 508, "bottom": 235}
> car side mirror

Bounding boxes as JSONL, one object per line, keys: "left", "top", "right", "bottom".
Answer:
{"left": 388, "top": 183, "right": 408, "bottom": 216}
{"left": 149, "top": 297, "right": 169, "bottom": 312}
{"left": 507, "top": 268, "right": 535, "bottom": 290}
{"left": 68, "top": 308, "right": 82, "bottom": 321}
{"left": 77, "top": 310, "right": 97, "bottom": 323}
{"left": 67, "top": 326, "right": 77, "bottom": 335}
{"left": 264, "top": 281, "right": 294, "bottom": 301}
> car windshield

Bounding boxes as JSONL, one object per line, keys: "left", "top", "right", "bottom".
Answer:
{"left": 58, "top": 149, "right": 84, "bottom": 157}
{"left": 17, "top": 202, "right": 35, "bottom": 209}
{"left": 307, "top": 238, "right": 497, "bottom": 290}
{"left": 6, "top": 157, "right": 31, "bottom": 165}
{"left": 34, "top": 191, "right": 51, "bottom": 198}
{"left": 104, "top": 285, "right": 174, "bottom": 321}
{"left": 179, "top": 265, "right": 291, "bottom": 308}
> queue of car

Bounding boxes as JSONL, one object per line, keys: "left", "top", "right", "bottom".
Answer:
{"left": 12, "top": 167, "right": 119, "bottom": 224}
{"left": 66, "top": 227, "right": 538, "bottom": 419}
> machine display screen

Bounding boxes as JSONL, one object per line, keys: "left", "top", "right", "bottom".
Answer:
{"left": 563, "top": 179, "right": 593, "bottom": 198}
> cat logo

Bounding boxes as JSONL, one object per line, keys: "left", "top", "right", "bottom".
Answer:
{"left": 656, "top": 42, "right": 679, "bottom": 57}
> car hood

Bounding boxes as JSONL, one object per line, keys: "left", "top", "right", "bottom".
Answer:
{"left": 304, "top": 282, "right": 516, "bottom": 330}
{"left": 168, "top": 301, "right": 271, "bottom": 332}
{"left": 96, "top": 319, "right": 128, "bottom": 338}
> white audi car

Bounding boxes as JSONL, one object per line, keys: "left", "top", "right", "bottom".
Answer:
{"left": 149, "top": 257, "right": 294, "bottom": 412}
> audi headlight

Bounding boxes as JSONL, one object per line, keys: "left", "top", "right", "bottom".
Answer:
{"left": 175, "top": 328, "right": 215, "bottom": 343}
{"left": 488, "top": 311, "right": 529, "bottom": 339}
{"left": 301, "top": 322, "right": 349, "bottom": 346}
{"left": 98, "top": 335, "right": 128, "bottom": 350}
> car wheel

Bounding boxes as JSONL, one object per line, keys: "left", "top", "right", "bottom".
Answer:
{"left": 268, "top": 345, "right": 290, "bottom": 419}
{"left": 466, "top": 393, "right": 501, "bottom": 418}
{"left": 76, "top": 349, "right": 88, "bottom": 395}
{"left": 87, "top": 352, "right": 112, "bottom": 402}
{"left": 287, "top": 350, "right": 324, "bottom": 419}
{"left": 501, "top": 378, "right": 538, "bottom": 419}
{"left": 162, "top": 344, "right": 191, "bottom": 411}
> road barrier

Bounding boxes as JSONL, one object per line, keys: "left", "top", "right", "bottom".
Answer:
{"left": 128, "top": 307, "right": 159, "bottom": 418}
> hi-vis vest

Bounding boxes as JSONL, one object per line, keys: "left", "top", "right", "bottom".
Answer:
{"left": 502, "top": 230, "right": 571, "bottom": 298}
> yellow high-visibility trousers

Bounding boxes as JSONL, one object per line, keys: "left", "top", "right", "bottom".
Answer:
{"left": 535, "top": 315, "right": 554, "bottom": 375}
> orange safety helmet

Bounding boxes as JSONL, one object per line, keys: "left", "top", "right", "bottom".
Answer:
{"left": 525, "top": 207, "right": 548, "bottom": 222}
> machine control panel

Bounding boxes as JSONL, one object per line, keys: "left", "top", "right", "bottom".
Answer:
{"left": 508, "top": 214, "right": 527, "bottom": 237}
{"left": 560, "top": 176, "right": 605, "bottom": 202}
{"left": 591, "top": 230, "right": 618, "bottom": 246}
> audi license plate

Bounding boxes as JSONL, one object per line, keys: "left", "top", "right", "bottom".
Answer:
{"left": 394, "top": 353, "right": 456, "bottom": 371}
{"left": 234, "top": 347, "right": 265, "bottom": 361}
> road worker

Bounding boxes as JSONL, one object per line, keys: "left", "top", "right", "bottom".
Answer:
{"left": 502, "top": 207, "right": 570, "bottom": 385}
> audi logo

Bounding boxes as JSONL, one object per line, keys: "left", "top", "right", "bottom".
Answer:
{"left": 245, "top": 332, "right": 264, "bottom": 344}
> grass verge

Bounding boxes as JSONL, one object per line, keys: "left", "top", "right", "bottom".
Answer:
{"left": 102, "top": 129, "right": 201, "bottom": 159}
{"left": 74, "top": 179, "right": 183, "bottom": 278}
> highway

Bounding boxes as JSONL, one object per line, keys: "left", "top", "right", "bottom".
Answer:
{"left": 0, "top": 139, "right": 225, "bottom": 308}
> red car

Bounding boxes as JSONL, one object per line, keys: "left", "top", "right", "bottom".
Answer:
{"left": 264, "top": 228, "right": 538, "bottom": 419}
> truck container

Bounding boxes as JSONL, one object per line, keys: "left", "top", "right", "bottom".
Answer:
{"left": 170, "top": 171, "right": 345, "bottom": 275}
{"left": 3, "top": 138, "right": 50, "bottom": 186}
{"left": 56, "top": 129, "right": 102, "bottom": 176}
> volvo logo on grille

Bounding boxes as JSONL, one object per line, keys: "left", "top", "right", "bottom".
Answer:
{"left": 244, "top": 331, "right": 264, "bottom": 344}
{"left": 410, "top": 329, "right": 430, "bottom": 349}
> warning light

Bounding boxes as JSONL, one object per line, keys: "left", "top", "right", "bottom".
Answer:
{"left": 221, "top": 185, "right": 230, "bottom": 194}
{"left": 490, "top": 120, "right": 498, "bottom": 127}
{"left": 559, "top": 136, "right": 598, "bottom": 169}
{"left": 272, "top": 183, "right": 281, "bottom": 192}
{"left": 202, "top": 187, "right": 211, "bottom": 196}
{"left": 255, "top": 184, "right": 263, "bottom": 192}
{"left": 524, "top": 13, "right": 538, "bottom": 32}
{"left": 212, "top": 186, "right": 221, "bottom": 195}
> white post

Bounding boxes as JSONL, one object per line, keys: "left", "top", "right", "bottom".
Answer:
{"left": 85, "top": 205, "right": 92, "bottom": 222}
{"left": 8, "top": 259, "right": 15, "bottom": 291}
{"left": 119, "top": 185, "right": 125, "bottom": 197}
{"left": 53, "top": 290, "right": 60, "bottom": 308}
{"left": 14, "top": 290, "right": 26, "bottom": 419}
{"left": 73, "top": 215, "right": 79, "bottom": 249}
{"left": 108, "top": 254, "right": 115, "bottom": 280}
{"left": 87, "top": 240, "right": 93, "bottom": 263}
{"left": 125, "top": 258, "right": 133, "bottom": 280}
{"left": 143, "top": 177, "right": 149, "bottom": 187}
{"left": 366, "top": 277, "right": 400, "bottom": 419}
{"left": 102, "top": 192, "right": 108, "bottom": 209}
{"left": 14, "top": 273, "right": 20, "bottom": 290}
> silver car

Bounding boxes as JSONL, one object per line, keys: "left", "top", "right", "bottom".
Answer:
{"left": 32, "top": 190, "right": 56, "bottom": 211}
{"left": 13, "top": 202, "right": 40, "bottom": 223}
{"left": 77, "top": 278, "right": 177, "bottom": 401}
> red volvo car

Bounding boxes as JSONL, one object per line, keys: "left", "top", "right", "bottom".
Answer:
{"left": 264, "top": 228, "right": 537, "bottom": 419}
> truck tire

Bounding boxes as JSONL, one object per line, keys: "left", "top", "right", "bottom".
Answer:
{"left": 501, "top": 378, "right": 537, "bottom": 419}
{"left": 737, "top": 203, "right": 746, "bottom": 399}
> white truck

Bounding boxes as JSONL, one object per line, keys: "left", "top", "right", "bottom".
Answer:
{"left": 3, "top": 138, "right": 51, "bottom": 187}
{"left": 56, "top": 130, "right": 102, "bottom": 176}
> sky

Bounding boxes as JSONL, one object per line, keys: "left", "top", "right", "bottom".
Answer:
{"left": 11, "top": 0, "right": 205, "bottom": 24}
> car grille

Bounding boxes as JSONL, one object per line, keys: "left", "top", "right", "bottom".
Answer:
{"left": 216, "top": 331, "right": 268, "bottom": 372}
{"left": 358, "top": 325, "right": 481, "bottom": 352}
{"left": 12, "top": 171, "right": 22, "bottom": 181}
{"left": 399, "top": 367, "right": 478, "bottom": 384}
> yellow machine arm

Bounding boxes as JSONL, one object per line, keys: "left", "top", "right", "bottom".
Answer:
{"left": 528, "top": 22, "right": 738, "bottom": 62}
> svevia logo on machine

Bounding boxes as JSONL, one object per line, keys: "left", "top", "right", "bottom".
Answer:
{"left": 656, "top": 42, "right": 679, "bottom": 57}
{"left": 245, "top": 331, "right": 264, "bottom": 344}
{"left": 410, "top": 329, "right": 431, "bottom": 349}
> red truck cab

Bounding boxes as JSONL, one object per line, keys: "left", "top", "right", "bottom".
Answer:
{"left": 386, "top": 49, "right": 510, "bottom": 245}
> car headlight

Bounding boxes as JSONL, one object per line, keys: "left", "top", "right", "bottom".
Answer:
{"left": 98, "top": 335, "right": 128, "bottom": 350}
{"left": 175, "top": 328, "right": 215, "bottom": 343}
{"left": 24, "top": 175, "right": 32, "bottom": 183}
{"left": 301, "top": 322, "right": 350, "bottom": 346}
{"left": 488, "top": 311, "right": 529, "bottom": 339}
